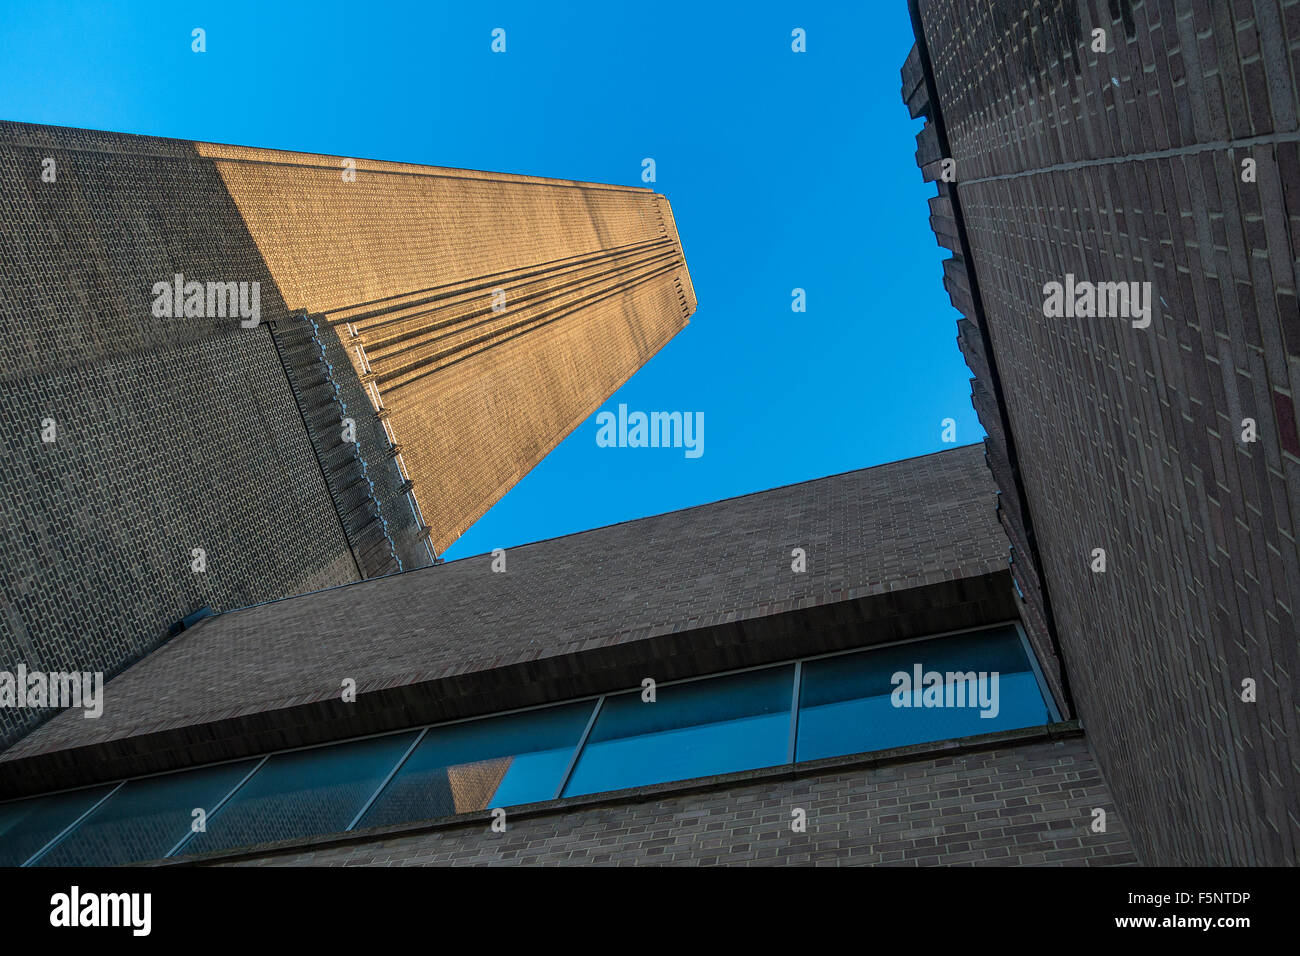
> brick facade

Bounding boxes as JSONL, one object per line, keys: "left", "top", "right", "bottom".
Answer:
{"left": 904, "top": 0, "right": 1300, "bottom": 864}
{"left": 213, "top": 732, "right": 1135, "bottom": 867}
{"left": 0, "top": 445, "right": 1014, "bottom": 795}
{"left": 0, "top": 124, "right": 360, "bottom": 749}
{"left": 0, "top": 446, "right": 1141, "bottom": 867}
{"left": 191, "top": 138, "right": 695, "bottom": 555}
{"left": 0, "top": 121, "right": 693, "bottom": 751}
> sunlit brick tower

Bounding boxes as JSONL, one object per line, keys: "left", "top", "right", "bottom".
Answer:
{"left": 0, "top": 121, "right": 695, "bottom": 749}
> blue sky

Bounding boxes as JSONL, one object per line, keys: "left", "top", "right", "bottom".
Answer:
{"left": 0, "top": 0, "right": 980, "bottom": 560}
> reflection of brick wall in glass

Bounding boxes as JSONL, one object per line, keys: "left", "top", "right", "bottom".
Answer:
{"left": 446, "top": 758, "right": 513, "bottom": 814}
{"left": 183, "top": 732, "right": 421, "bottom": 856}
{"left": 36, "top": 759, "right": 258, "bottom": 867}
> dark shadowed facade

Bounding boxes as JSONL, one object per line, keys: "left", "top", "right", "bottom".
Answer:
{"left": 902, "top": 0, "right": 1300, "bottom": 865}
{"left": 0, "top": 446, "right": 1137, "bottom": 866}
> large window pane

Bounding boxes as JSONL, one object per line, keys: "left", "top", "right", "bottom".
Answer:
{"left": 359, "top": 701, "right": 594, "bottom": 828}
{"left": 180, "top": 731, "right": 418, "bottom": 857}
{"left": 564, "top": 665, "right": 795, "bottom": 797}
{"left": 33, "top": 759, "right": 259, "bottom": 866}
{"left": 0, "top": 784, "right": 115, "bottom": 866}
{"left": 796, "top": 626, "right": 1051, "bottom": 762}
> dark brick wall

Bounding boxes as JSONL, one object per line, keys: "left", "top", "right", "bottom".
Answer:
{"left": 905, "top": 1, "right": 1300, "bottom": 864}
{"left": 268, "top": 314, "right": 416, "bottom": 577}
{"left": 0, "top": 445, "right": 1018, "bottom": 796}
{"left": 212, "top": 734, "right": 1135, "bottom": 867}
{"left": 0, "top": 123, "right": 364, "bottom": 750}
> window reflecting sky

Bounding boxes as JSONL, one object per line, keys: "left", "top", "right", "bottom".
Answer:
{"left": 360, "top": 701, "right": 594, "bottom": 828}
{"left": 797, "top": 627, "right": 1049, "bottom": 762}
{"left": 1, "top": 626, "right": 1058, "bottom": 865}
{"left": 564, "top": 665, "right": 795, "bottom": 796}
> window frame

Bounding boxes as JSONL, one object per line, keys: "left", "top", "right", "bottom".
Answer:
{"left": 4, "top": 618, "right": 1059, "bottom": 865}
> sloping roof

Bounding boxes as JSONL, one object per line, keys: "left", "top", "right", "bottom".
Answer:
{"left": 0, "top": 444, "right": 1010, "bottom": 793}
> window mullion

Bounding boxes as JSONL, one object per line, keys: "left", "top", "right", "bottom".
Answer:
{"left": 21, "top": 779, "right": 125, "bottom": 867}
{"left": 165, "top": 754, "right": 268, "bottom": 859}
{"left": 347, "top": 728, "right": 427, "bottom": 831}
{"left": 554, "top": 695, "right": 605, "bottom": 799}
{"left": 787, "top": 660, "right": 803, "bottom": 764}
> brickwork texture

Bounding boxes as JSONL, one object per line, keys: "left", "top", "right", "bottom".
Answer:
{"left": 0, "top": 445, "right": 1015, "bottom": 794}
{"left": 0, "top": 123, "right": 360, "bottom": 749}
{"left": 0, "top": 121, "right": 693, "bottom": 751}
{"left": 904, "top": 0, "right": 1300, "bottom": 864}
{"left": 216, "top": 735, "right": 1136, "bottom": 867}
{"left": 195, "top": 140, "right": 696, "bottom": 555}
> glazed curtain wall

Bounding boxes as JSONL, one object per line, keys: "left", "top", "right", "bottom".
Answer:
{"left": 0, "top": 624, "right": 1054, "bottom": 865}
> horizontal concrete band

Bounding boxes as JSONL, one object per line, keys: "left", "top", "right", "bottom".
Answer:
{"left": 0, "top": 570, "right": 1017, "bottom": 799}
{"left": 169, "top": 720, "right": 1087, "bottom": 867}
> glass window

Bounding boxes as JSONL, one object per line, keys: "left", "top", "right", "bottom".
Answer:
{"left": 0, "top": 625, "right": 1056, "bottom": 860}
{"left": 180, "top": 730, "right": 419, "bottom": 857}
{"left": 796, "top": 625, "right": 1051, "bottom": 762}
{"left": 0, "top": 784, "right": 116, "bottom": 867}
{"left": 358, "top": 701, "right": 594, "bottom": 829}
{"left": 33, "top": 759, "right": 259, "bottom": 866}
{"left": 563, "top": 664, "right": 795, "bottom": 797}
